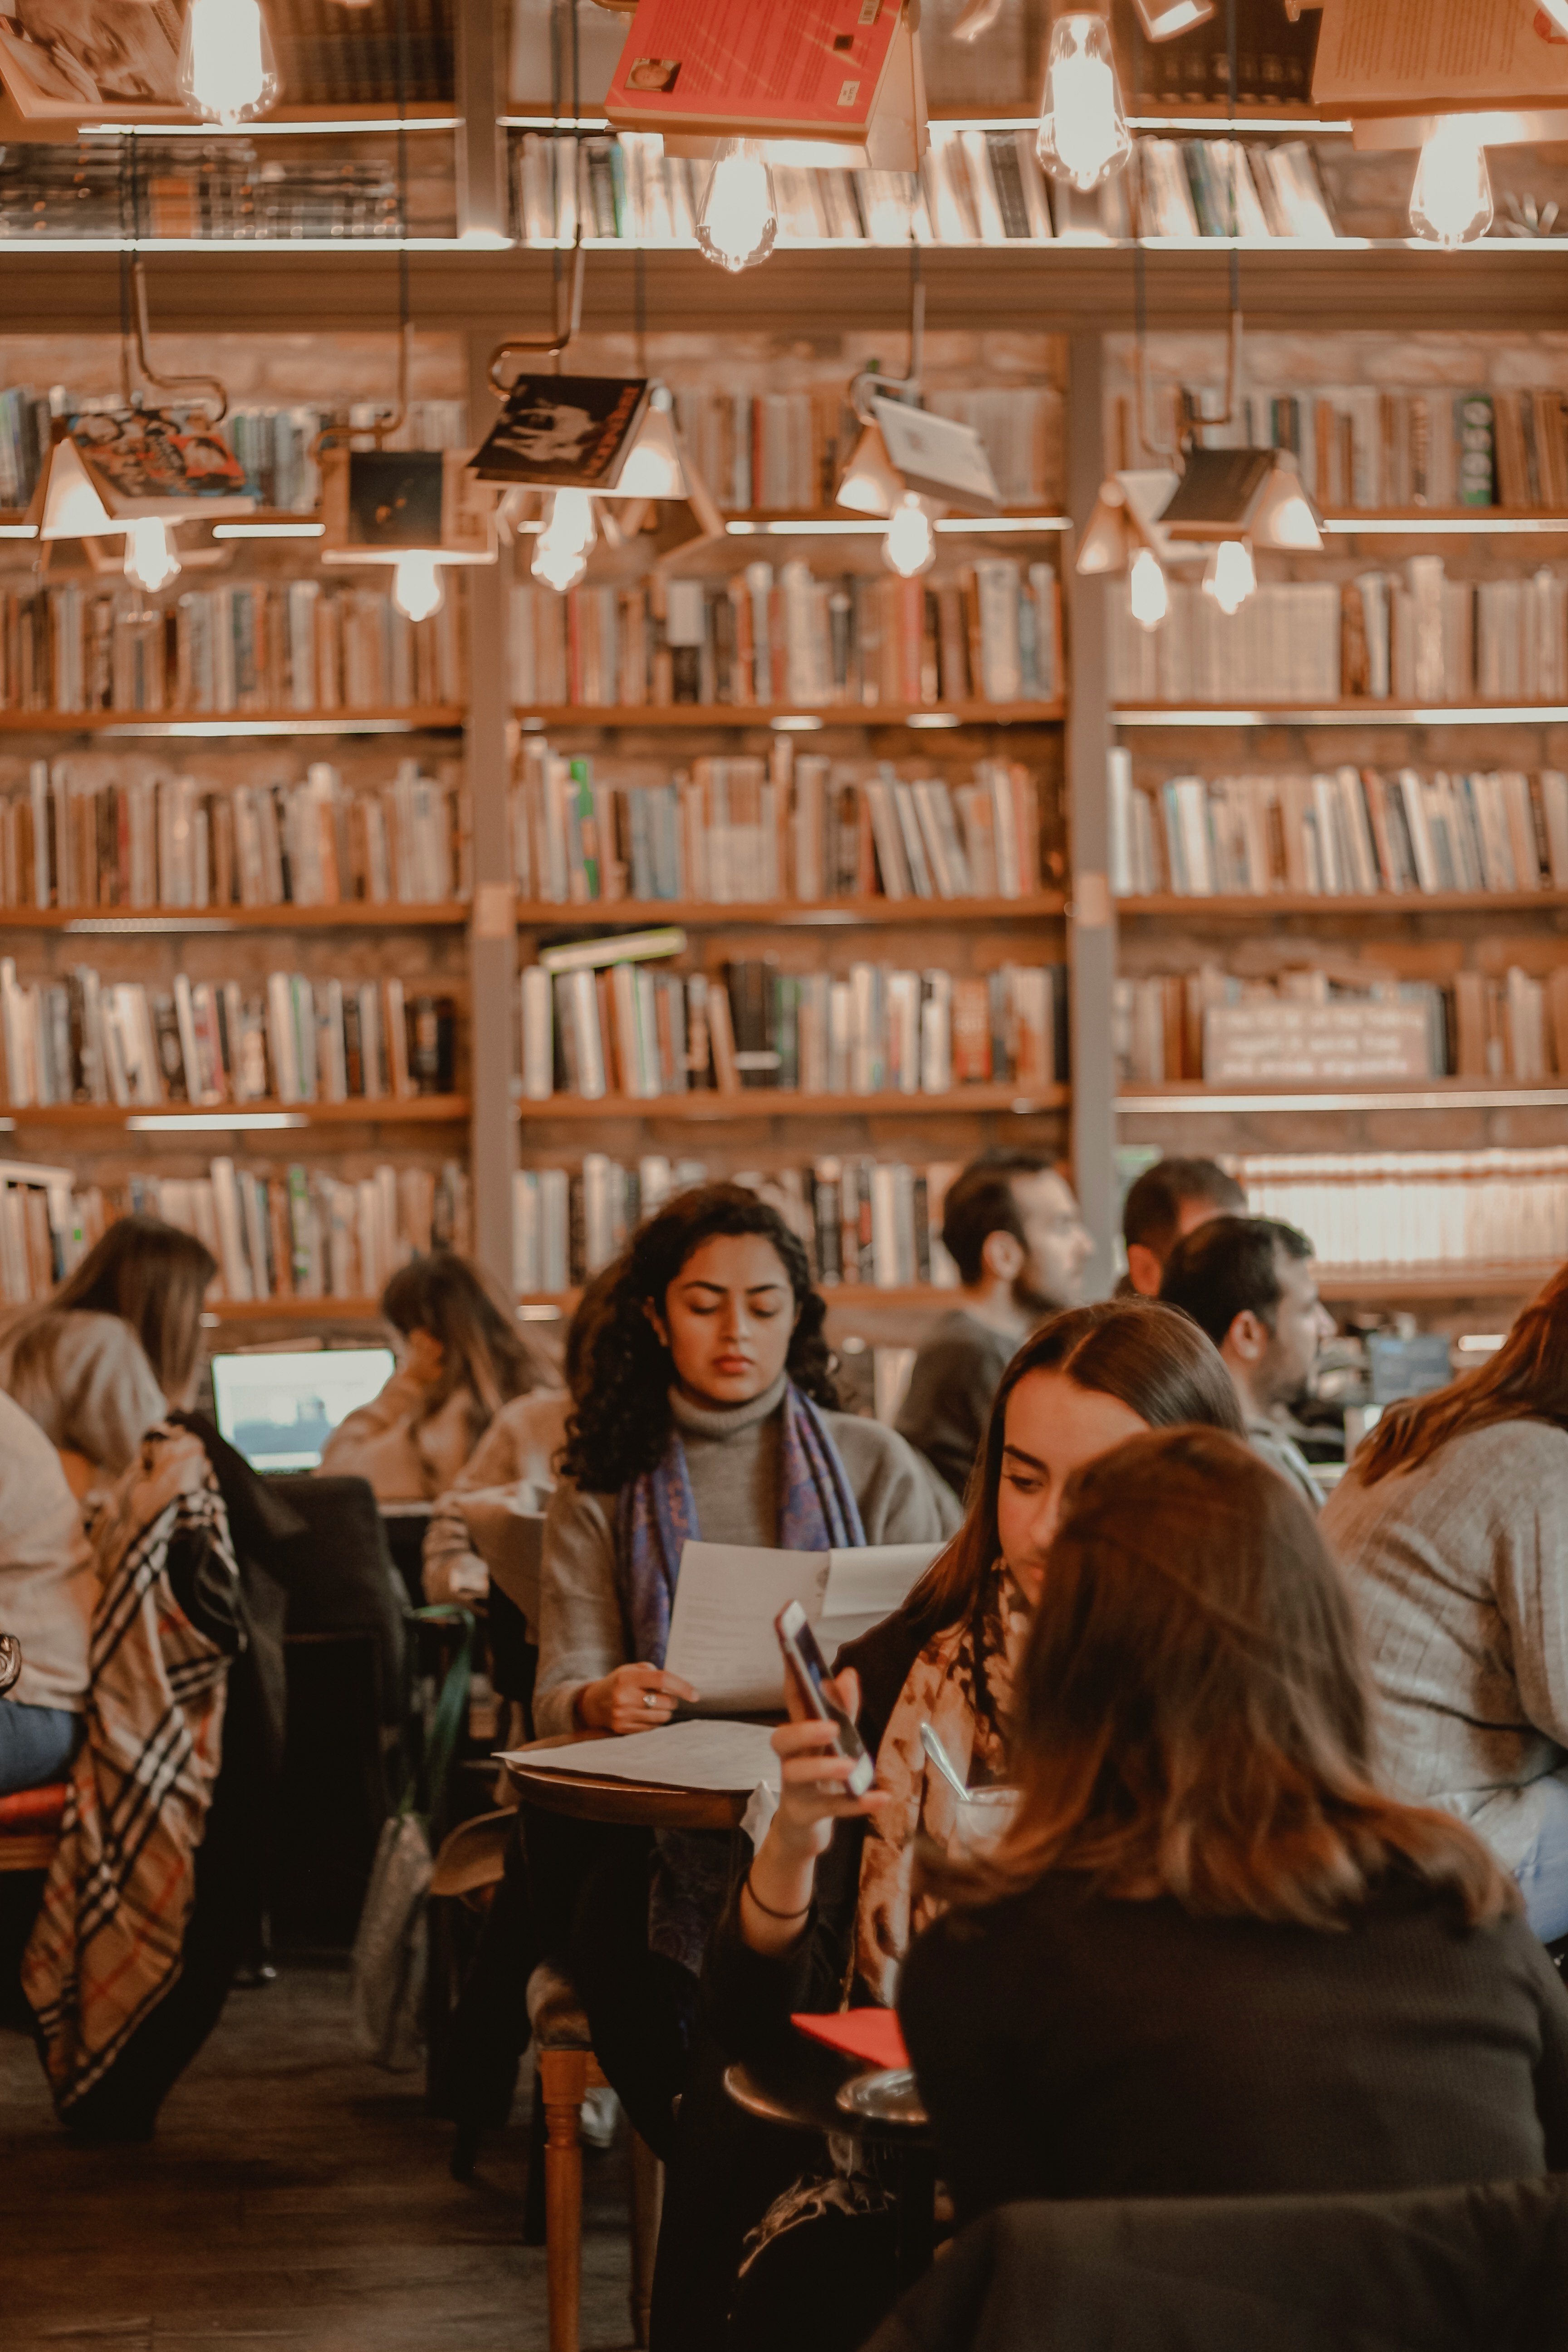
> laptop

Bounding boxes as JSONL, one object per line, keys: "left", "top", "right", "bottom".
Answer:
{"left": 210, "top": 1346, "right": 395, "bottom": 1474}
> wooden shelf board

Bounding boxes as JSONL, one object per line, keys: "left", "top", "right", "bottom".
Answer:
{"left": 1115, "top": 704, "right": 1568, "bottom": 728}
{"left": 0, "top": 1095, "right": 469, "bottom": 1128}
{"left": 1118, "top": 889, "right": 1568, "bottom": 918}
{"left": 1119, "top": 1082, "right": 1568, "bottom": 1113}
{"left": 0, "top": 710, "right": 466, "bottom": 735}
{"left": 514, "top": 702, "right": 1065, "bottom": 729}
{"left": 203, "top": 1295, "right": 385, "bottom": 1320}
{"left": 1323, "top": 510, "right": 1568, "bottom": 533}
{"left": 517, "top": 1085, "right": 1069, "bottom": 1121}
{"left": 1315, "top": 1262, "right": 1556, "bottom": 1302}
{"left": 2, "top": 902, "right": 470, "bottom": 931}
{"left": 514, "top": 894, "right": 1068, "bottom": 928}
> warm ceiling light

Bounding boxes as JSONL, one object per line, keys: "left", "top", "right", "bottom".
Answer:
{"left": 392, "top": 549, "right": 444, "bottom": 622}
{"left": 1408, "top": 115, "right": 1494, "bottom": 247}
{"left": 1202, "top": 539, "right": 1256, "bottom": 616}
{"left": 835, "top": 421, "right": 904, "bottom": 518}
{"left": 531, "top": 488, "right": 597, "bottom": 593}
{"left": 1128, "top": 545, "right": 1169, "bottom": 630}
{"left": 696, "top": 140, "right": 778, "bottom": 273}
{"left": 1036, "top": 13, "right": 1131, "bottom": 193}
{"left": 613, "top": 388, "right": 688, "bottom": 498}
{"left": 123, "top": 517, "right": 181, "bottom": 593}
{"left": 177, "top": 0, "right": 279, "bottom": 125}
{"left": 882, "top": 492, "right": 938, "bottom": 579}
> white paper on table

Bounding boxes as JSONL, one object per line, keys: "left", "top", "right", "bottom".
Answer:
{"left": 661, "top": 1538, "right": 943, "bottom": 1713}
{"left": 500, "top": 1718, "right": 781, "bottom": 1793}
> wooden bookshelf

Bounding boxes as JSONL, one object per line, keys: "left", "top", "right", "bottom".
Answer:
{"left": 515, "top": 895, "right": 1069, "bottom": 928}
{"left": 2, "top": 903, "right": 471, "bottom": 931}
{"left": 1117, "top": 890, "right": 1568, "bottom": 920}
{"left": 1118, "top": 1082, "right": 1568, "bottom": 1112}
{"left": 1315, "top": 1263, "right": 1557, "bottom": 1304}
{"left": 0, "top": 1097, "right": 470, "bottom": 1129}
{"left": 0, "top": 710, "right": 466, "bottom": 735}
{"left": 514, "top": 702, "right": 1067, "bottom": 728}
{"left": 1115, "top": 704, "right": 1568, "bottom": 728}
{"left": 516, "top": 1085, "right": 1069, "bottom": 1122}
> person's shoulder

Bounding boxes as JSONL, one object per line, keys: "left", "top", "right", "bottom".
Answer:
{"left": 818, "top": 1408, "right": 935, "bottom": 1489}
{"left": 915, "top": 1309, "right": 1009, "bottom": 1366}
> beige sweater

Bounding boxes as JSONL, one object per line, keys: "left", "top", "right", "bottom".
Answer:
{"left": 0, "top": 1388, "right": 98, "bottom": 1711}
{"left": 0, "top": 1308, "right": 165, "bottom": 1480}
{"left": 421, "top": 1389, "right": 570, "bottom": 1612}
{"left": 318, "top": 1369, "right": 484, "bottom": 1502}
{"left": 534, "top": 1377, "right": 950, "bottom": 1738}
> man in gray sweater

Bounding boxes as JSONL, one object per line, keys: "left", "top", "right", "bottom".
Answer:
{"left": 896, "top": 1154, "right": 1094, "bottom": 1508}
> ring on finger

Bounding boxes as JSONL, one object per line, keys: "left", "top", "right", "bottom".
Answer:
{"left": 643, "top": 1689, "right": 659, "bottom": 1710}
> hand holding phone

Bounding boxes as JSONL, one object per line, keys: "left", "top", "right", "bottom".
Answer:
{"left": 775, "top": 1601, "right": 876, "bottom": 1798}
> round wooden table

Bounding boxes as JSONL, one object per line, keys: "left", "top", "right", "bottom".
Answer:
{"left": 504, "top": 1734, "right": 753, "bottom": 1832}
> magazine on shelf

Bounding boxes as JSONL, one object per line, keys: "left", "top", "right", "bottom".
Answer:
{"left": 470, "top": 374, "right": 652, "bottom": 491}
{"left": 69, "top": 411, "right": 255, "bottom": 519}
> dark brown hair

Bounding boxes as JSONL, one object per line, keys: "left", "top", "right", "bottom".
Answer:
{"left": 381, "top": 1250, "right": 549, "bottom": 1450}
{"left": 906, "top": 1298, "right": 1245, "bottom": 1642}
{"left": 1356, "top": 1259, "right": 1568, "bottom": 1485}
{"left": 948, "top": 1426, "right": 1516, "bottom": 1931}
{"left": 20, "top": 1213, "right": 217, "bottom": 1401}
{"left": 1122, "top": 1156, "right": 1245, "bottom": 1258}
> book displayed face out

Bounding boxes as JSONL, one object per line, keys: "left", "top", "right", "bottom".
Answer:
{"left": 470, "top": 375, "right": 652, "bottom": 491}
{"left": 605, "top": 0, "right": 904, "bottom": 143}
{"left": 69, "top": 410, "right": 254, "bottom": 518}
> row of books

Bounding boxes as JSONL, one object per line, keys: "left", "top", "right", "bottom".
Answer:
{"left": 0, "top": 583, "right": 463, "bottom": 718}
{"left": 519, "top": 955, "right": 1068, "bottom": 1102}
{"left": 1107, "top": 755, "right": 1568, "bottom": 901}
{"left": 1116, "top": 965, "right": 1568, "bottom": 1086}
{"left": 0, "top": 388, "right": 466, "bottom": 516}
{"left": 513, "top": 1153, "right": 967, "bottom": 1294}
{"left": 1110, "top": 566, "right": 1568, "bottom": 708}
{"left": 0, "top": 1157, "right": 471, "bottom": 1310}
{"left": 0, "top": 757, "right": 468, "bottom": 912}
{"left": 509, "top": 562, "right": 1061, "bottom": 714}
{"left": 510, "top": 741, "right": 1050, "bottom": 907}
{"left": 1235, "top": 1150, "right": 1568, "bottom": 1271}
{"left": 1132, "top": 138, "right": 1338, "bottom": 244}
{"left": 0, "top": 142, "right": 402, "bottom": 248}
{"left": 0, "top": 961, "right": 457, "bottom": 1109}
{"left": 1124, "top": 384, "right": 1568, "bottom": 515}
{"left": 668, "top": 384, "right": 1060, "bottom": 517}
{"left": 513, "top": 127, "right": 1335, "bottom": 253}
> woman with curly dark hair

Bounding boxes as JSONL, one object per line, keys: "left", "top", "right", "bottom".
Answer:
{"left": 534, "top": 1181, "right": 947, "bottom": 2164}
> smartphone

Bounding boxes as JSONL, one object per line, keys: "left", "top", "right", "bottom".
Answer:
{"left": 774, "top": 1600, "right": 876, "bottom": 1798}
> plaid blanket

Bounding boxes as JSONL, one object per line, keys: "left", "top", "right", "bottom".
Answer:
{"left": 22, "top": 1424, "right": 240, "bottom": 2115}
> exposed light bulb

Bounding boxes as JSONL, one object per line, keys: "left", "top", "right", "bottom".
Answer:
{"left": 392, "top": 549, "right": 444, "bottom": 623}
{"left": 177, "top": 0, "right": 279, "bottom": 124}
{"left": 1128, "top": 545, "right": 1169, "bottom": 631}
{"left": 1202, "top": 538, "right": 1256, "bottom": 618}
{"left": 531, "top": 488, "right": 597, "bottom": 594}
{"left": 696, "top": 140, "right": 778, "bottom": 274}
{"left": 1035, "top": 13, "right": 1131, "bottom": 194}
{"left": 1408, "top": 116, "right": 1494, "bottom": 249}
{"left": 123, "top": 517, "right": 181, "bottom": 594}
{"left": 882, "top": 492, "right": 937, "bottom": 580}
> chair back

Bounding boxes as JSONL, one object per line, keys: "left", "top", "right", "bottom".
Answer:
{"left": 265, "top": 1474, "right": 407, "bottom": 1724}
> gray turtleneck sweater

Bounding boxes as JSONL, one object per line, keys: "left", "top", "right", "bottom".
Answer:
{"left": 534, "top": 1372, "right": 951, "bottom": 1739}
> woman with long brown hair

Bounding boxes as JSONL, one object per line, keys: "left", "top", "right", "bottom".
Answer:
{"left": 901, "top": 1427, "right": 1568, "bottom": 2229}
{"left": 320, "top": 1249, "right": 554, "bottom": 1502}
{"left": 652, "top": 1300, "right": 1245, "bottom": 2351}
{"left": 1323, "top": 1262, "right": 1568, "bottom": 1939}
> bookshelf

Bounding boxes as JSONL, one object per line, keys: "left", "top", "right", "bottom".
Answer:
{"left": 512, "top": 703, "right": 1066, "bottom": 728}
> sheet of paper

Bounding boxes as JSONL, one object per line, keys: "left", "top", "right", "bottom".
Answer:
{"left": 662, "top": 1541, "right": 829, "bottom": 1713}
{"left": 820, "top": 1542, "right": 941, "bottom": 1632}
{"left": 502, "top": 1718, "right": 780, "bottom": 1793}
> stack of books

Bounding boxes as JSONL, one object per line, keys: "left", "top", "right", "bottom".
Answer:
{"left": 511, "top": 740, "right": 1052, "bottom": 905}
{"left": 513, "top": 1152, "right": 968, "bottom": 1293}
{"left": 1108, "top": 754, "right": 1568, "bottom": 899}
{"left": 519, "top": 946, "right": 1068, "bottom": 1102}
{"left": 0, "top": 757, "right": 469, "bottom": 911}
{"left": 670, "top": 382, "right": 1060, "bottom": 514}
{"left": 510, "top": 558, "right": 1060, "bottom": 711}
{"left": 0, "top": 1155, "right": 470, "bottom": 1307}
{"left": 1112, "top": 559, "right": 1568, "bottom": 706}
{"left": 0, "top": 960, "right": 457, "bottom": 1109}
{"left": 0, "top": 581, "right": 464, "bottom": 716}
{"left": 0, "top": 142, "right": 402, "bottom": 247}
{"left": 1236, "top": 1148, "right": 1568, "bottom": 1269}
{"left": 1132, "top": 138, "right": 1338, "bottom": 241}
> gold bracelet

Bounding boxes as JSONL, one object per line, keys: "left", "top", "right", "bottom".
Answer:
{"left": 744, "top": 1867, "right": 812, "bottom": 1922}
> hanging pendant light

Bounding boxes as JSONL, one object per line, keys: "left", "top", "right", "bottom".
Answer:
{"left": 1408, "top": 116, "right": 1494, "bottom": 248}
{"left": 123, "top": 517, "right": 182, "bottom": 594}
{"left": 1036, "top": 14, "right": 1131, "bottom": 194}
{"left": 1202, "top": 538, "right": 1256, "bottom": 616}
{"left": 392, "top": 549, "right": 444, "bottom": 622}
{"left": 1128, "top": 545, "right": 1170, "bottom": 631}
{"left": 531, "top": 489, "right": 598, "bottom": 593}
{"left": 882, "top": 492, "right": 938, "bottom": 580}
{"left": 178, "top": 0, "right": 280, "bottom": 126}
{"left": 696, "top": 140, "right": 779, "bottom": 273}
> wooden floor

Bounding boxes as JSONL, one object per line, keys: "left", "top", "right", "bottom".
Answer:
{"left": 0, "top": 1963, "right": 637, "bottom": 2352}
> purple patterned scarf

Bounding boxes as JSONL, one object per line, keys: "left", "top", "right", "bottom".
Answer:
{"left": 616, "top": 1379, "right": 866, "bottom": 1972}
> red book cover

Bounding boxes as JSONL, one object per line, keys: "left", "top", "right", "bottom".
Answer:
{"left": 793, "top": 2009, "right": 910, "bottom": 2070}
{"left": 607, "top": 0, "right": 903, "bottom": 139}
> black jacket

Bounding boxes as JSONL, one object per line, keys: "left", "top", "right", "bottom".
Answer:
{"left": 862, "top": 2180, "right": 1568, "bottom": 2352}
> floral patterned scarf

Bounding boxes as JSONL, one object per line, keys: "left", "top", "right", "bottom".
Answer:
{"left": 854, "top": 1557, "right": 1032, "bottom": 2006}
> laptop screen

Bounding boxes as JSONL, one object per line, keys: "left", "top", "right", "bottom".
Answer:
{"left": 210, "top": 1347, "right": 395, "bottom": 1474}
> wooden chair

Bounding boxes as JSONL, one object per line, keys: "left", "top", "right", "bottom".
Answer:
{"left": 527, "top": 1959, "right": 664, "bottom": 2352}
{"left": 0, "top": 1781, "right": 67, "bottom": 1874}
